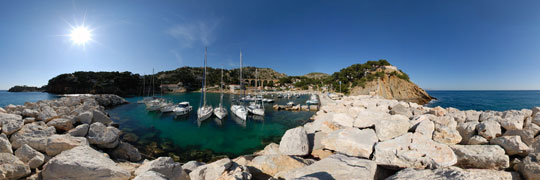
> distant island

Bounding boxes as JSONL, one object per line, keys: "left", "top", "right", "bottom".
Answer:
{"left": 15, "top": 59, "right": 434, "bottom": 104}
{"left": 8, "top": 85, "right": 46, "bottom": 92}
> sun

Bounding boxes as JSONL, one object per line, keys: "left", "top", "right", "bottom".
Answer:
{"left": 70, "top": 26, "right": 92, "bottom": 45}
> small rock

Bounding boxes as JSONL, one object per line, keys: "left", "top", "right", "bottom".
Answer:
{"left": 46, "top": 118, "right": 74, "bottom": 132}
{"left": 0, "top": 153, "right": 31, "bottom": 179}
{"left": 15, "top": 144, "right": 45, "bottom": 169}
{"left": 310, "top": 149, "right": 333, "bottom": 159}
{"left": 68, "top": 124, "right": 90, "bottom": 137}
{"left": 321, "top": 128, "right": 377, "bottom": 158}
{"left": 468, "top": 135, "right": 489, "bottom": 145}
{"left": 23, "top": 117, "right": 35, "bottom": 124}
{"left": 490, "top": 136, "right": 530, "bottom": 156}
{"left": 477, "top": 120, "right": 501, "bottom": 140}
{"left": 45, "top": 134, "right": 89, "bottom": 156}
{"left": 375, "top": 114, "right": 410, "bottom": 141}
{"left": 87, "top": 122, "right": 121, "bottom": 149}
{"left": 279, "top": 127, "right": 309, "bottom": 156}
{"left": 428, "top": 106, "right": 446, "bottom": 116}
{"left": 0, "top": 134, "right": 12, "bottom": 154}
{"left": 135, "top": 157, "right": 188, "bottom": 180}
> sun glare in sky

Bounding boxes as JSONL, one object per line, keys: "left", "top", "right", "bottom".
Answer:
{"left": 70, "top": 26, "right": 92, "bottom": 45}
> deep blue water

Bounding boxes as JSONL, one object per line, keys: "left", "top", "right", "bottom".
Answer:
{"left": 426, "top": 90, "right": 540, "bottom": 111}
{"left": 0, "top": 90, "right": 59, "bottom": 107}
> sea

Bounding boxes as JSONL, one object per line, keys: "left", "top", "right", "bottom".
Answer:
{"left": 3, "top": 90, "right": 540, "bottom": 162}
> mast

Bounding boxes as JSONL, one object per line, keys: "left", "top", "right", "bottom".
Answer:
{"left": 240, "top": 51, "right": 245, "bottom": 107}
{"left": 220, "top": 67, "right": 224, "bottom": 108}
{"left": 152, "top": 68, "right": 155, "bottom": 97}
{"left": 203, "top": 47, "right": 207, "bottom": 107}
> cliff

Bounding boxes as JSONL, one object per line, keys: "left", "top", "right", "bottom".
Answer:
{"left": 8, "top": 85, "right": 45, "bottom": 92}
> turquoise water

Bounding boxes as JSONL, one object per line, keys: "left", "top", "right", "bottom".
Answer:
{"left": 107, "top": 92, "right": 315, "bottom": 162}
{"left": 427, "top": 90, "right": 540, "bottom": 111}
{"left": 0, "top": 90, "right": 59, "bottom": 107}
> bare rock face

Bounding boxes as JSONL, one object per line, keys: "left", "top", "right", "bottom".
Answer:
{"left": 373, "top": 133, "right": 457, "bottom": 169}
{"left": 477, "top": 120, "right": 502, "bottom": 140}
{"left": 45, "top": 134, "right": 89, "bottom": 156}
{"left": 249, "top": 154, "right": 310, "bottom": 177}
{"left": 450, "top": 145, "right": 509, "bottom": 170}
{"left": 0, "top": 153, "right": 31, "bottom": 180}
{"left": 387, "top": 167, "right": 521, "bottom": 180}
{"left": 10, "top": 122, "right": 56, "bottom": 152}
{"left": 280, "top": 153, "right": 377, "bottom": 180}
{"left": 0, "top": 134, "right": 13, "bottom": 154}
{"left": 42, "top": 146, "right": 130, "bottom": 180}
{"left": 134, "top": 157, "right": 188, "bottom": 180}
{"left": 0, "top": 113, "right": 24, "bottom": 135}
{"left": 349, "top": 75, "right": 434, "bottom": 105}
{"left": 46, "top": 118, "right": 74, "bottom": 132}
{"left": 321, "top": 128, "right": 378, "bottom": 158}
{"left": 87, "top": 122, "right": 121, "bottom": 149}
{"left": 375, "top": 114, "right": 410, "bottom": 141}
{"left": 108, "top": 141, "right": 142, "bottom": 162}
{"left": 189, "top": 158, "right": 232, "bottom": 180}
{"left": 518, "top": 152, "right": 540, "bottom": 180}
{"left": 14, "top": 144, "right": 45, "bottom": 169}
{"left": 278, "top": 127, "right": 309, "bottom": 156}
{"left": 490, "top": 136, "right": 530, "bottom": 156}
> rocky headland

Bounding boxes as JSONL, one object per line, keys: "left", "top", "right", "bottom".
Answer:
{"left": 1, "top": 93, "right": 539, "bottom": 179}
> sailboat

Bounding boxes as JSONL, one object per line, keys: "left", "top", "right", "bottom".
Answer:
{"left": 197, "top": 47, "right": 213, "bottom": 121}
{"left": 231, "top": 51, "right": 248, "bottom": 121}
{"left": 214, "top": 67, "right": 228, "bottom": 119}
{"left": 247, "top": 68, "right": 265, "bottom": 116}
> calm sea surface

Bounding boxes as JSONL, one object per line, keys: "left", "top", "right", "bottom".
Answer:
{"left": 0, "top": 90, "right": 59, "bottom": 107}
{"left": 426, "top": 90, "right": 540, "bottom": 111}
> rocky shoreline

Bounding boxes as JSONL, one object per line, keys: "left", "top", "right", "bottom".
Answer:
{"left": 1, "top": 94, "right": 539, "bottom": 179}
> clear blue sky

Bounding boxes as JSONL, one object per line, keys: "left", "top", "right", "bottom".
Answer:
{"left": 1, "top": 0, "right": 540, "bottom": 90}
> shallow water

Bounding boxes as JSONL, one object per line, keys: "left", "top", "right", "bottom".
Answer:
{"left": 107, "top": 92, "right": 315, "bottom": 162}
{"left": 426, "top": 90, "right": 540, "bottom": 111}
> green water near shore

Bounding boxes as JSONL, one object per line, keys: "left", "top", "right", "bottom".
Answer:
{"left": 107, "top": 92, "right": 314, "bottom": 162}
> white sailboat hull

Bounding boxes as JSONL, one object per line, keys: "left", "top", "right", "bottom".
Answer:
{"left": 214, "top": 107, "right": 228, "bottom": 119}
{"left": 247, "top": 106, "right": 265, "bottom": 116}
{"left": 231, "top": 105, "right": 247, "bottom": 120}
{"left": 197, "top": 106, "right": 213, "bottom": 121}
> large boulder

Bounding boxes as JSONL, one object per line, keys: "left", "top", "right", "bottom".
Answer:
{"left": 68, "top": 123, "right": 90, "bottom": 137}
{"left": 108, "top": 141, "right": 142, "bottom": 162}
{"left": 87, "top": 122, "right": 121, "bottom": 149}
{"left": 182, "top": 161, "right": 205, "bottom": 174}
{"left": 14, "top": 144, "right": 45, "bottom": 169}
{"left": 390, "top": 103, "right": 413, "bottom": 118}
{"left": 42, "top": 146, "right": 130, "bottom": 180}
{"left": 457, "top": 122, "right": 479, "bottom": 144}
{"left": 375, "top": 114, "right": 410, "bottom": 141}
{"left": 22, "top": 109, "right": 39, "bottom": 118}
{"left": 518, "top": 152, "right": 540, "bottom": 180}
{"left": 280, "top": 153, "right": 377, "bottom": 180}
{"left": 45, "top": 134, "right": 89, "bottom": 156}
{"left": 432, "top": 115, "right": 462, "bottom": 144}
{"left": 477, "top": 120, "right": 502, "bottom": 140}
{"left": 491, "top": 136, "right": 530, "bottom": 156}
{"left": 10, "top": 122, "right": 56, "bottom": 152}
{"left": 533, "top": 113, "right": 540, "bottom": 126}
{"left": 46, "top": 118, "right": 74, "bottom": 132}
{"left": 450, "top": 145, "right": 509, "bottom": 170}
{"left": 0, "top": 153, "right": 31, "bottom": 180}
{"left": 254, "top": 143, "right": 280, "bottom": 156}
{"left": 0, "top": 134, "right": 12, "bottom": 154}
{"left": 330, "top": 113, "right": 355, "bottom": 127}
{"left": 189, "top": 158, "right": 232, "bottom": 180}
{"left": 413, "top": 119, "right": 435, "bottom": 138}
{"left": 37, "top": 105, "right": 57, "bottom": 121}
{"left": 353, "top": 110, "right": 388, "bottom": 128}
{"left": 500, "top": 110, "right": 525, "bottom": 130}
{"left": 387, "top": 167, "right": 520, "bottom": 180}
{"left": 279, "top": 127, "right": 309, "bottom": 156}
{"left": 134, "top": 157, "right": 188, "bottom": 180}
{"left": 504, "top": 123, "right": 540, "bottom": 146}
{"left": 75, "top": 111, "right": 93, "bottom": 124}
{"left": 0, "top": 113, "right": 23, "bottom": 135}
{"left": 92, "top": 110, "right": 113, "bottom": 125}
{"left": 133, "top": 171, "right": 167, "bottom": 180}
{"left": 249, "top": 155, "right": 310, "bottom": 177}
{"left": 373, "top": 133, "right": 457, "bottom": 169}
{"left": 321, "top": 128, "right": 377, "bottom": 158}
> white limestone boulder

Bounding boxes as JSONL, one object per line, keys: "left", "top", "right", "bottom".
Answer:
{"left": 387, "top": 167, "right": 520, "bottom": 180}
{"left": 108, "top": 141, "right": 142, "bottom": 162}
{"left": 477, "top": 120, "right": 501, "bottom": 140}
{"left": 92, "top": 109, "right": 113, "bottom": 125}
{"left": 321, "top": 128, "right": 377, "bottom": 158}
{"left": 42, "top": 146, "right": 130, "bottom": 180}
{"left": 499, "top": 110, "right": 525, "bottom": 130}
{"left": 0, "top": 153, "right": 31, "bottom": 180}
{"left": 135, "top": 157, "right": 188, "bottom": 180}
{"left": 68, "top": 123, "right": 90, "bottom": 137}
{"left": 279, "top": 153, "right": 377, "bottom": 180}
{"left": 353, "top": 110, "right": 388, "bottom": 128}
{"left": 189, "top": 158, "right": 232, "bottom": 180}
{"left": 491, "top": 136, "right": 530, "bottom": 156}
{"left": 432, "top": 115, "right": 462, "bottom": 144}
{"left": 45, "top": 134, "right": 89, "bottom": 156}
{"left": 75, "top": 111, "right": 93, "bottom": 124}
{"left": 457, "top": 121, "right": 478, "bottom": 144}
{"left": 0, "top": 113, "right": 24, "bottom": 135}
{"left": 279, "top": 126, "right": 309, "bottom": 156}
{"left": 468, "top": 135, "right": 489, "bottom": 145}
{"left": 87, "top": 122, "right": 121, "bottom": 149}
{"left": 0, "top": 134, "right": 12, "bottom": 154}
{"left": 14, "top": 144, "right": 45, "bottom": 169}
{"left": 517, "top": 152, "right": 540, "bottom": 180}
{"left": 375, "top": 114, "right": 410, "bottom": 141}
{"left": 450, "top": 145, "right": 509, "bottom": 170}
{"left": 182, "top": 161, "right": 205, "bottom": 174}
{"left": 248, "top": 154, "right": 310, "bottom": 177}
{"left": 46, "top": 118, "right": 74, "bottom": 132}
{"left": 373, "top": 133, "right": 457, "bottom": 169}
{"left": 10, "top": 122, "right": 56, "bottom": 152}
